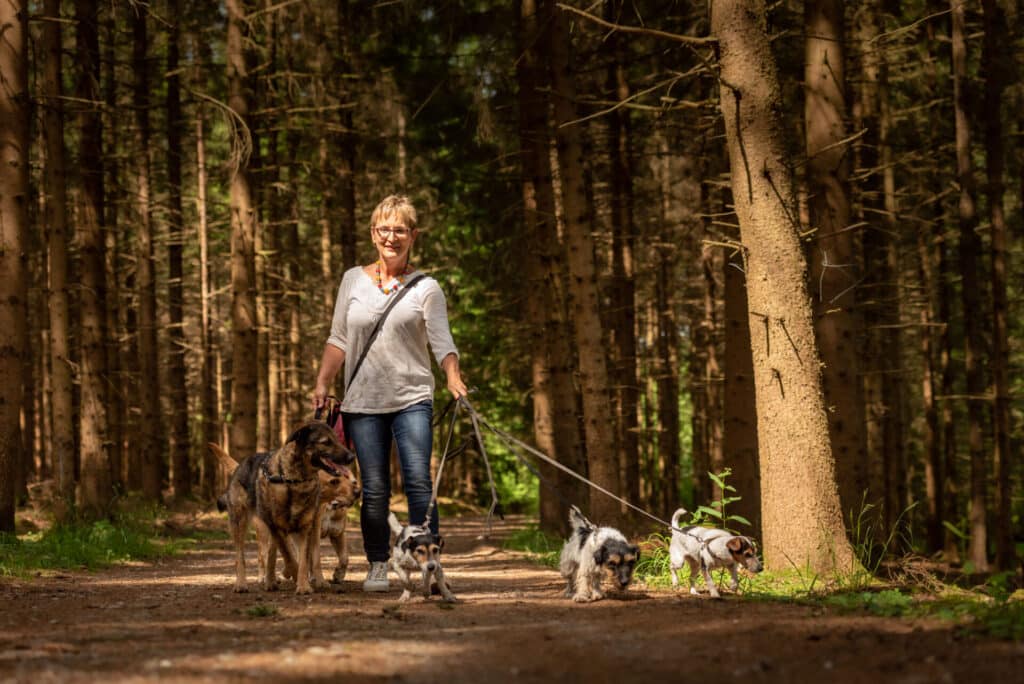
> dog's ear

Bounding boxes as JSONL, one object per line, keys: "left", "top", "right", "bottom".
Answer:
{"left": 631, "top": 545, "right": 640, "bottom": 562}
{"left": 594, "top": 545, "right": 607, "bottom": 567}
{"left": 434, "top": 534, "right": 444, "bottom": 549}
{"left": 726, "top": 537, "right": 746, "bottom": 552}
{"left": 401, "top": 538, "right": 414, "bottom": 552}
{"left": 286, "top": 423, "right": 315, "bottom": 449}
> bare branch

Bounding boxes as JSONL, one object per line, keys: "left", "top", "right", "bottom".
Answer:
{"left": 555, "top": 3, "right": 716, "bottom": 46}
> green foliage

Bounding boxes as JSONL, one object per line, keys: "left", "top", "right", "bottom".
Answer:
{"left": 501, "top": 525, "right": 561, "bottom": 569}
{"left": 245, "top": 604, "right": 279, "bottom": 618}
{"left": 633, "top": 533, "right": 674, "bottom": 588}
{"left": 0, "top": 510, "right": 182, "bottom": 577}
{"left": 688, "top": 468, "right": 750, "bottom": 533}
{"left": 842, "top": 494, "right": 919, "bottom": 589}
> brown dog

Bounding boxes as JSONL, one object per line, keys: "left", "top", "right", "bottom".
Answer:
{"left": 213, "top": 421, "right": 354, "bottom": 594}
{"left": 284, "top": 467, "right": 361, "bottom": 589}
{"left": 314, "top": 467, "right": 360, "bottom": 586}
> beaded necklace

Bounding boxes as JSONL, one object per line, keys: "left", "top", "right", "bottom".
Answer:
{"left": 375, "top": 260, "right": 413, "bottom": 295}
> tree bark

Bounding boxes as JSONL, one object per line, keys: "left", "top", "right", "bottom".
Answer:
{"left": 980, "top": 0, "right": 1012, "bottom": 570}
{"left": 951, "top": 0, "right": 989, "bottom": 572}
{"left": 0, "top": 0, "right": 30, "bottom": 533}
{"left": 549, "top": 3, "right": 621, "bottom": 524}
{"left": 166, "top": 0, "right": 191, "bottom": 498}
{"left": 227, "top": 0, "right": 260, "bottom": 463}
{"left": 604, "top": 0, "right": 640, "bottom": 510}
{"left": 75, "top": 0, "right": 112, "bottom": 515}
{"left": 43, "top": 0, "right": 76, "bottom": 515}
{"left": 805, "top": 0, "right": 865, "bottom": 524}
{"left": 711, "top": 0, "right": 857, "bottom": 573}
{"left": 133, "top": 5, "right": 164, "bottom": 499}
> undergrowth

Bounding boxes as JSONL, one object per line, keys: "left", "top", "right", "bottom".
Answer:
{"left": 0, "top": 506, "right": 185, "bottom": 578}
{"left": 508, "top": 521, "right": 1024, "bottom": 641}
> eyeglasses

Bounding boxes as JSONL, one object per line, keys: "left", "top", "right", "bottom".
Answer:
{"left": 374, "top": 226, "right": 411, "bottom": 239}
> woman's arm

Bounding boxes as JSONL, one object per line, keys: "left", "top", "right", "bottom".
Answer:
{"left": 312, "top": 343, "right": 346, "bottom": 410}
{"left": 441, "top": 352, "right": 467, "bottom": 400}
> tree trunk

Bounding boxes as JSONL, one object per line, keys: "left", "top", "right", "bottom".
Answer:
{"left": 980, "top": 0, "right": 1012, "bottom": 570}
{"left": 166, "top": 0, "right": 191, "bottom": 498}
{"left": 655, "top": 132, "right": 680, "bottom": 518}
{"left": 43, "top": 0, "right": 76, "bottom": 515}
{"left": 549, "top": 3, "right": 620, "bottom": 524}
{"left": 196, "top": 111, "right": 219, "bottom": 498}
{"left": 133, "top": 5, "right": 164, "bottom": 500}
{"left": 0, "top": 0, "right": 29, "bottom": 533}
{"left": 951, "top": 0, "right": 989, "bottom": 572}
{"left": 604, "top": 0, "right": 640, "bottom": 510}
{"left": 805, "top": 0, "right": 865, "bottom": 524}
{"left": 711, "top": 0, "right": 857, "bottom": 573}
{"left": 75, "top": 0, "right": 112, "bottom": 515}
{"left": 336, "top": 0, "right": 358, "bottom": 272}
{"left": 227, "top": 0, "right": 260, "bottom": 463}
{"left": 103, "top": 9, "right": 124, "bottom": 490}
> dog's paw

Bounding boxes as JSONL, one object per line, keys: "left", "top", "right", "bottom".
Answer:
{"left": 572, "top": 593, "right": 593, "bottom": 603}
{"left": 398, "top": 591, "right": 413, "bottom": 603}
{"left": 294, "top": 583, "right": 314, "bottom": 595}
{"left": 332, "top": 567, "right": 347, "bottom": 584}
{"left": 689, "top": 587, "right": 700, "bottom": 596}
{"left": 232, "top": 583, "right": 249, "bottom": 594}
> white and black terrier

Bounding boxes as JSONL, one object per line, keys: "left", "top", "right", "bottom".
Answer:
{"left": 387, "top": 513, "right": 456, "bottom": 603}
{"left": 668, "top": 507, "right": 763, "bottom": 598}
{"left": 559, "top": 505, "right": 640, "bottom": 603}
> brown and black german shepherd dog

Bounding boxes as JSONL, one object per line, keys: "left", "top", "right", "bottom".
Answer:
{"left": 213, "top": 421, "right": 354, "bottom": 594}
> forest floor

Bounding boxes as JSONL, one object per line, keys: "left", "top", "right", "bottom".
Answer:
{"left": 1, "top": 510, "right": 1022, "bottom": 683}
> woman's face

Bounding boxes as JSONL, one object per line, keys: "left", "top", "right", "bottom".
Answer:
{"left": 372, "top": 211, "right": 417, "bottom": 262}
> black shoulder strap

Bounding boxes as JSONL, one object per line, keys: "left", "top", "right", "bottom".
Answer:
{"left": 345, "top": 274, "right": 427, "bottom": 392}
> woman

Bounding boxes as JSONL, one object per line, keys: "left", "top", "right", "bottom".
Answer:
{"left": 312, "top": 195, "right": 467, "bottom": 593}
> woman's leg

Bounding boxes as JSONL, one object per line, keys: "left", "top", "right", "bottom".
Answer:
{"left": 344, "top": 412, "right": 394, "bottom": 562}
{"left": 392, "top": 400, "right": 437, "bottom": 534}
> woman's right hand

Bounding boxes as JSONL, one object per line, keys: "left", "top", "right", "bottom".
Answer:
{"left": 311, "top": 382, "right": 330, "bottom": 412}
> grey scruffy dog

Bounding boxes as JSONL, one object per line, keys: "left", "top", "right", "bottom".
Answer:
{"left": 559, "top": 505, "right": 640, "bottom": 603}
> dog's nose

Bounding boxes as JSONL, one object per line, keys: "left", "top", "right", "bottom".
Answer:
{"left": 426, "top": 561, "right": 437, "bottom": 572}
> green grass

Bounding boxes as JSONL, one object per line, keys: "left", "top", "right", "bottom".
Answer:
{"left": 501, "top": 525, "right": 561, "bottom": 569}
{"left": 0, "top": 510, "right": 185, "bottom": 578}
{"left": 245, "top": 603, "right": 279, "bottom": 618}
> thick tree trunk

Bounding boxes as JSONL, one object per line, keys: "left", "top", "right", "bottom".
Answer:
{"left": 75, "top": 0, "right": 112, "bottom": 515}
{"left": 711, "top": 0, "right": 857, "bottom": 573}
{"left": 980, "top": 0, "right": 1012, "bottom": 570}
{"left": 166, "top": 0, "right": 191, "bottom": 498}
{"left": 548, "top": 4, "right": 620, "bottom": 523}
{"left": 43, "top": 0, "right": 76, "bottom": 515}
{"left": 336, "top": 0, "right": 358, "bottom": 272}
{"left": 951, "top": 0, "right": 989, "bottom": 572}
{"left": 227, "top": 0, "right": 260, "bottom": 463}
{"left": 805, "top": 0, "right": 865, "bottom": 524}
{"left": 133, "top": 6, "right": 164, "bottom": 500}
{"left": 0, "top": 0, "right": 29, "bottom": 533}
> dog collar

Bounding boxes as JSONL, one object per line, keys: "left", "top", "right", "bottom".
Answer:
{"left": 260, "top": 462, "right": 315, "bottom": 485}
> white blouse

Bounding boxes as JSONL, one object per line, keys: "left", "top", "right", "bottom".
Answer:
{"left": 327, "top": 266, "right": 459, "bottom": 413}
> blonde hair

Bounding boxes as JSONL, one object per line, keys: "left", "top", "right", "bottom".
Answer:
{"left": 370, "top": 195, "right": 418, "bottom": 231}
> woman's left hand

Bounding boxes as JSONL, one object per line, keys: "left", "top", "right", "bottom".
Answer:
{"left": 441, "top": 353, "right": 467, "bottom": 400}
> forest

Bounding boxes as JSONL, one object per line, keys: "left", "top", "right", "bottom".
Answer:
{"left": 0, "top": 0, "right": 1021, "bottom": 583}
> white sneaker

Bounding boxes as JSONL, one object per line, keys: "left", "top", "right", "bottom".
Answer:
{"left": 362, "top": 561, "right": 389, "bottom": 592}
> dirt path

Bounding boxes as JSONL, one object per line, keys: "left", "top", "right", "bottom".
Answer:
{"left": 1, "top": 514, "right": 1021, "bottom": 683}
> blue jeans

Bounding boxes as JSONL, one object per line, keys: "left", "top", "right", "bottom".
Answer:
{"left": 343, "top": 400, "right": 438, "bottom": 562}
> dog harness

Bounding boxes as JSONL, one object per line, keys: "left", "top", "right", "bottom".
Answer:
{"left": 260, "top": 461, "right": 316, "bottom": 485}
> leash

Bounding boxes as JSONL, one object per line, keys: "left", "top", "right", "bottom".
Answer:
{"left": 458, "top": 398, "right": 709, "bottom": 543}
{"left": 421, "top": 394, "right": 504, "bottom": 538}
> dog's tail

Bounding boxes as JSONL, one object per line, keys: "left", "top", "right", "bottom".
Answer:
{"left": 208, "top": 442, "right": 240, "bottom": 472}
{"left": 670, "top": 508, "right": 688, "bottom": 530}
{"left": 387, "top": 512, "right": 403, "bottom": 538}
{"left": 568, "top": 504, "right": 593, "bottom": 531}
